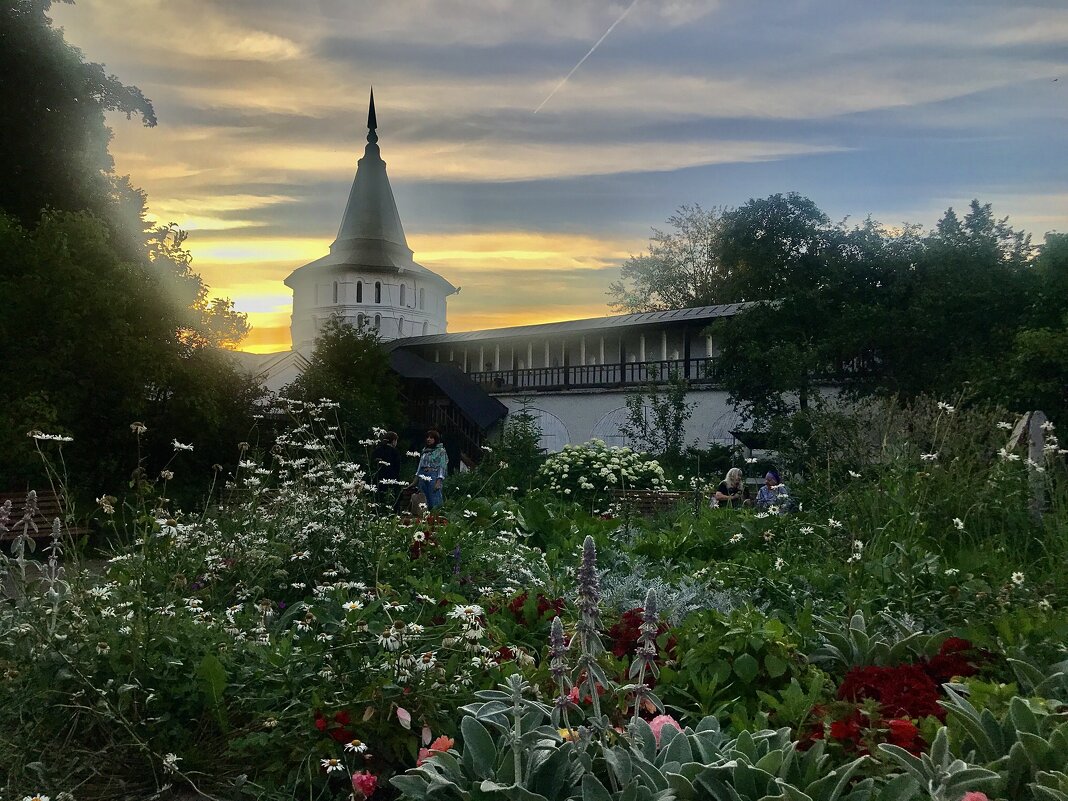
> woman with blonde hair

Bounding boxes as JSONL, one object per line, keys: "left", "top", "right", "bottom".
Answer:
{"left": 713, "top": 467, "right": 748, "bottom": 509}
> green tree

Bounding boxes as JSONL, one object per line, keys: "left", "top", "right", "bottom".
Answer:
{"left": 0, "top": 212, "right": 261, "bottom": 493}
{"left": 608, "top": 205, "right": 731, "bottom": 312}
{"left": 0, "top": 1, "right": 261, "bottom": 497}
{"left": 283, "top": 317, "right": 402, "bottom": 444}
{"left": 710, "top": 194, "right": 856, "bottom": 421}
{"left": 1, "top": 0, "right": 156, "bottom": 242}
{"left": 718, "top": 192, "right": 845, "bottom": 301}
{"left": 620, "top": 367, "right": 695, "bottom": 458}
{"left": 865, "top": 201, "right": 1033, "bottom": 399}
{"left": 989, "top": 233, "right": 1068, "bottom": 422}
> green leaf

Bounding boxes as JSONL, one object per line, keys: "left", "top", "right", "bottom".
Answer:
{"left": 777, "top": 781, "right": 814, "bottom": 801}
{"left": 940, "top": 766, "right": 1002, "bottom": 794}
{"left": 1018, "top": 731, "right": 1053, "bottom": 768}
{"left": 196, "top": 653, "right": 228, "bottom": 731}
{"left": 633, "top": 718, "right": 658, "bottom": 761}
{"left": 734, "top": 653, "right": 760, "bottom": 684}
{"left": 765, "top": 653, "right": 788, "bottom": 679}
{"left": 1010, "top": 697, "right": 1041, "bottom": 736}
{"left": 528, "top": 744, "right": 571, "bottom": 801}
{"left": 479, "top": 780, "right": 548, "bottom": 801}
{"left": 666, "top": 771, "right": 696, "bottom": 800}
{"left": 661, "top": 729, "right": 693, "bottom": 766}
{"left": 581, "top": 775, "right": 614, "bottom": 801}
{"left": 462, "top": 716, "right": 498, "bottom": 780}
{"left": 930, "top": 727, "right": 949, "bottom": 767}
{"left": 876, "top": 774, "right": 919, "bottom": 801}
{"left": 391, "top": 774, "right": 431, "bottom": 799}
{"left": 605, "top": 746, "right": 634, "bottom": 786}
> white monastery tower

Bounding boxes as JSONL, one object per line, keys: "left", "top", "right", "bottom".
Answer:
{"left": 285, "top": 90, "right": 457, "bottom": 351}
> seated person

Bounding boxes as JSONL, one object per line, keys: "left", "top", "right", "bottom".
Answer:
{"left": 713, "top": 467, "right": 749, "bottom": 508}
{"left": 755, "top": 470, "right": 792, "bottom": 512}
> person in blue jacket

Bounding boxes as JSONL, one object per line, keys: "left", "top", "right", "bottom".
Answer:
{"left": 415, "top": 429, "right": 449, "bottom": 509}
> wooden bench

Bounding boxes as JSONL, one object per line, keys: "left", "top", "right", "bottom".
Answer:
{"left": 610, "top": 489, "right": 690, "bottom": 517}
{"left": 0, "top": 489, "right": 90, "bottom": 543}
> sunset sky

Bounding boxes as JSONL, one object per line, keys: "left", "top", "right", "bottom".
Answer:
{"left": 53, "top": 0, "right": 1068, "bottom": 353}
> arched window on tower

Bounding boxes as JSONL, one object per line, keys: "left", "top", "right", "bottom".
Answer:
{"left": 332, "top": 281, "right": 339, "bottom": 304}
{"left": 357, "top": 313, "right": 365, "bottom": 328}
{"left": 374, "top": 281, "right": 381, "bottom": 303}
{"left": 356, "top": 281, "right": 363, "bottom": 303}
{"left": 422, "top": 321, "right": 429, "bottom": 335}
{"left": 374, "top": 314, "right": 381, "bottom": 330}
{"left": 398, "top": 316, "right": 405, "bottom": 336}
{"left": 399, "top": 284, "right": 406, "bottom": 307}
{"left": 419, "top": 288, "right": 425, "bottom": 309}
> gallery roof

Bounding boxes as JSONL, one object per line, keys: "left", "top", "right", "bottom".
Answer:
{"left": 387, "top": 302, "right": 754, "bottom": 348}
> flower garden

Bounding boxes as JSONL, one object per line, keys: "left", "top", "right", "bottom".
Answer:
{"left": 2, "top": 398, "right": 1067, "bottom": 801}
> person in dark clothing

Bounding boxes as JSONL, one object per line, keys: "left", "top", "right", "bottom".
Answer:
{"left": 371, "top": 431, "right": 401, "bottom": 498}
{"left": 713, "top": 467, "right": 750, "bottom": 509}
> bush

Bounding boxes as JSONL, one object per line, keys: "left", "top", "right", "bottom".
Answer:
{"left": 536, "top": 440, "right": 668, "bottom": 505}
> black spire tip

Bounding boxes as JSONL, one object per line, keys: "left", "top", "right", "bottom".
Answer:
{"left": 366, "top": 87, "right": 378, "bottom": 144}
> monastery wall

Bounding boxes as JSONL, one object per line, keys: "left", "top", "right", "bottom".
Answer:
{"left": 491, "top": 388, "right": 743, "bottom": 452}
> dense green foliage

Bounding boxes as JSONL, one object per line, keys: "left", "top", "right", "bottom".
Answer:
{"left": 0, "top": 0, "right": 258, "bottom": 496}
{"left": 1, "top": 0, "right": 155, "bottom": 242}
{"left": 610, "top": 196, "right": 1068, "bottom": 426}
{"left": 3, "top": 401, "right": 1065, "bottom": 800}
{"left": 283, "top": 316, "right": 403, "bottom": 445}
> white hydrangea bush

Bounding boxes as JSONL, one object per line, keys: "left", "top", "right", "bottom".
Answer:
{"left": 536, "top": 439, "right": 668, "bottom": 501}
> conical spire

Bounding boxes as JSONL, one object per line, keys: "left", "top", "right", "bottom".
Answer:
{"left": 367, "top": 86, "right": 378, "bottom": 142}
{"left": 331, "top": 88, "right": 410, "bottom": 256}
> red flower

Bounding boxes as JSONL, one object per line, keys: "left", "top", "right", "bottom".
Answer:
{"left": 923, "top": 638, "right": 981, "bottom": 684}
{"left": 351, "top": 771, "right": 378, "bottom": 799}
{"left": 506, "top": 592, "right": 565, "bottom": 623}
{"left": 313, "top": 711, "right": 327, "bottom": 732}
{"left": 828, "top": 710, "right": 863, "bottom": 744}
{"left": 886, "top": 718, "right": 923, "bottom": 753}
{"left": 838, "top": 664, "right": 945, "bottom": 720}
{"left": 330, "top": 727, "right": 354, "bottom": 743}
{"left": 334, "top": 709, "right": 352, "bottom": 726}
{"left": 607, "top": 607, "right": 675, "bottom": 660}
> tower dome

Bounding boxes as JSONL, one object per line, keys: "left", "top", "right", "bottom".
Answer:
{"left": 285, "top": 89, "right": 457, "bottom": 351}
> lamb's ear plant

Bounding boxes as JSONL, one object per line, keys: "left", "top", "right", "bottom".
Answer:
{"left": 1006, "top": 653, "right": 1068, "bottom": 700}
{"left": 1032, "top": 770, "right": 1068, "bottom": 801}
{"left": 810, "top": 610, "right": 943, "bottom": 672}
{"left": 938, "top": 684, "right": 1068, "bottom": 800}
{"left": 878, "top": 727, "right": 1001, "bottom": 801}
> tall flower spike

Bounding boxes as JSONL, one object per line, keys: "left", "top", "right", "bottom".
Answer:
{"left": 573, "top": 535, "right": 607, "bottom": 728}
{"left": 549, "top": 616, "right": 577, "bottom": 729}
{"left": 630, "top": 587, "right": 664, "bottom": 723}
{"left": 576, "top": 535, "right": 601, "bottom": 617}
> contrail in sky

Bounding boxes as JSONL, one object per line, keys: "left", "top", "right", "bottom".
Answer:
{"left": 533, "top": 0, "right": 641, "bottom": 113}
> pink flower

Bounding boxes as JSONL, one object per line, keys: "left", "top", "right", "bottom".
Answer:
{"left": 417, "top": 735, "right": 455, "bottom": 765}
{"left": 960, "top": 794, "right": 990, "bottom": 801}
{"left": 648, "top": 714, "right": 682, "bottom": 745}
{"left": 351, "top": 771, "right": 378, "bottom": 799}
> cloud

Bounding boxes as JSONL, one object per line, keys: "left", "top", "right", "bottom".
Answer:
{"left": 46, "top": 0, "right": 1068, "bottom": 359}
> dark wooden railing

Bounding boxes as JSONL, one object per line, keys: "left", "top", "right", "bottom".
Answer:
{"left": 464, "top": 353, "right": 874, "bottom": 394}
{"left": 467, "top": 357, "right": 723, "bottom": 393}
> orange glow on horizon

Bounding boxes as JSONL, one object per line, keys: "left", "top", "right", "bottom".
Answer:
{"left": 236, "top": 303, "right": 619, "bottom": 354}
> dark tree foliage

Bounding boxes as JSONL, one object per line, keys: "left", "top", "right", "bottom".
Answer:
{"left": 617, "top": 195, "right": 1067, "bottom": 426}
{"left": 0, "top": 212, "right": 263, "bottom": 493}
{"left": 989, "top": 233, "right": 1068, "bottom": 420}
{"left": 0, "top": 1, "right": 261, "bottom": 499}
{"left": 0, "top": 0, "right": 156, "bottom": 237}
{"left": 717, "top": 192, "right": 843, "bottom": 301}
{"left": 283, "top": 317, "right": 402, "bottom": 446}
